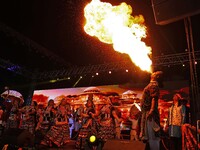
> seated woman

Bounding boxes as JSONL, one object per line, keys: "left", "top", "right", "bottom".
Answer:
{"left": 41, "top": 99, "right": 70, "bottom": 147}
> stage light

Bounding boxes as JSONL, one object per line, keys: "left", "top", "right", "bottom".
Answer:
{"left": 49, "top": 79, "right": 57, "bottom": 83}
{"left": 182, "top": 64, "right": 185, "bottom": 67}
{"left": 195, "top": 61, "right": 197, "bottom": 65}
{"left": 92, "top": 75, "right": 94, "bottom": 78}
{"left": 126, "top": 69, "right": 128, "bottom": 72}
{"left": 109, "top": 71, "right": 111, "bottom": 74}
{"left": 89, "top": 135, "right": 96, "bottom": 143}
{"left": 85, "top": 134, "right": 103, "bottom": 150}
{"left": 67, "top": 77, "right": 71, "bottom": 80}
{"left": 96, "top": 73, "right": 99, "bottom": 75}
{"left": 73, "top": 76, "right": 83, "bottom": 87}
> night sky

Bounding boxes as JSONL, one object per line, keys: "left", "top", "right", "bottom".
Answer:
{"left": 0, "top": 0, "right": 200, "bottom": 90}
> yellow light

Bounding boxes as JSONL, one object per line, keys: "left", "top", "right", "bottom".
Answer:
{"left": 49, "top": 79, "right": 57, "bottom": 83}
{"left": 89, "top": 135, "right": 96, "bottom": 143}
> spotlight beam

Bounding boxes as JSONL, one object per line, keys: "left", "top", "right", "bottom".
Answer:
{"left": 73, "top": 77, "right": 82, "bottom": 87}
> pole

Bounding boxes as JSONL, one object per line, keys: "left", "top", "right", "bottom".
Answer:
{"left": 184, "top": 17, "right": 200, "bottom": 124}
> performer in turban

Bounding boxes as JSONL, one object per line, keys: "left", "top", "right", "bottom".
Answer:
{"left": 140, "top": 71, "right": 163, "bottom": 150}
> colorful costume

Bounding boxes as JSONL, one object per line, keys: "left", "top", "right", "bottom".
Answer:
{"left": 20, "top": 106, "right": 36, "bottom": 134}
{"left": 76, "top": 105, "right": 98, "bottom": 149}
{"left": 41, "top": 105, "right": 70, "bottom": 147}
{"left": 98, "top": 105, "right": 115, "bottom": 141}
{"left": 6, "top": 105, "right": 19, "bottom": 129}
{"left": 168, "top": 104, "right": 186, "bottom": 150}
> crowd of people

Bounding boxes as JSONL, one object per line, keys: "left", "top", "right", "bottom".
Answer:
{"left": 0, "top": 98, "right": 72, "bottom": 148}
{"left": 0, "top": 71, "right": 191, "bottom": 150}
{"left": 0, "top": 93, "right": 127, "bottom": 149}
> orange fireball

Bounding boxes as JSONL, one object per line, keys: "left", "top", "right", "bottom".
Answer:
{"left": 84, "top": 0, "right": 152, "bottom": 72}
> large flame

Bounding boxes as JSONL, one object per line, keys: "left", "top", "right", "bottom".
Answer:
{"left": 84, "top": 0, "right": 152, "bottom": 72}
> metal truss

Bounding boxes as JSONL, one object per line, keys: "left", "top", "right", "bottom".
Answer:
{"left": 36, "top": 51, "right": 200, "bottom": 80}
{"left": 1, "top": 51, "right": 200, "bottom": 80}
{"left": 153, "top": 51, "right": 200, "bottom": 66}
{"left": 36, "top": 61, "right": 132, "bottom": 80}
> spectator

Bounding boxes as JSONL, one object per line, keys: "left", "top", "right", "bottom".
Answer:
{"left": 168, "top": 93, "right": 186, "bottom": 150}
{"left": 180, "top": 98, "right": 190, "bottom": 123}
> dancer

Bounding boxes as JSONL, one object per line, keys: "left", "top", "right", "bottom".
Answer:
{"left": 41, "top": 99, "right": 70, "bottom": 147}
{"left": 19, "top": 101, "right": 37, "bottom": 134}
{"left": 81, "top": 98, "right": 96, "bottom": 129}
{"left": 6, "top": 99, "right": 20, "bottom": 129}
{"left": 35, "top": 99, "right": 56, "bottom": 140}
{"left": 75, "top": 96, "right": 97, "bottom": 149}
{"left": 97, "top": 98, "right": 122, "bottom": 141}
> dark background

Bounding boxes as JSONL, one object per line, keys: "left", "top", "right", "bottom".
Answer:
{"left": 0, "top": 0, "right": 199, "bottom": 103}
